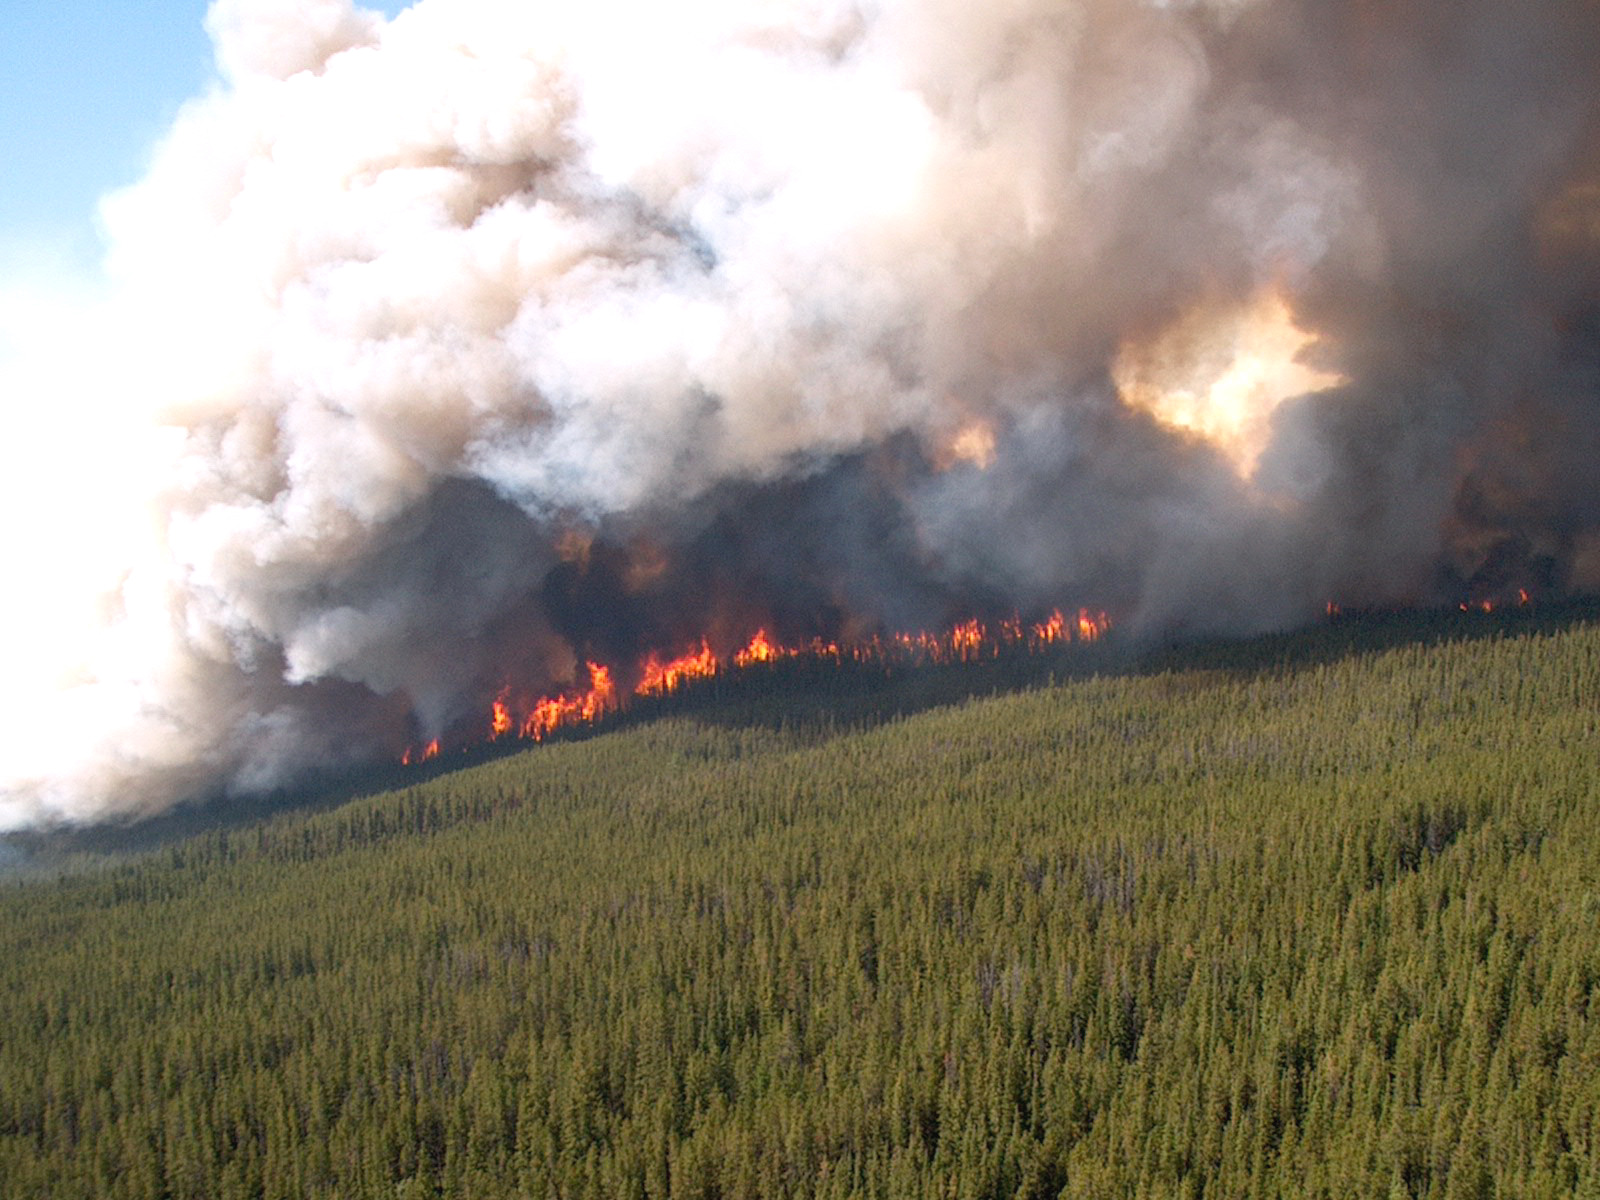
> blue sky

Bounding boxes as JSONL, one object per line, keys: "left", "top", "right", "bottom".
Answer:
{"left": 0, "top": 0, "right": 409, "bottom": 276}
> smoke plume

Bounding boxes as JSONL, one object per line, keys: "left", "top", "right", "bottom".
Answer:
{"left": 3, "top": 0, "right": 1599, "bottom": 827}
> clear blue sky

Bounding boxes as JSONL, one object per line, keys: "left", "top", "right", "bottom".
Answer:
{"left": 0, "top": 0, "right": 409, "bottom": 275}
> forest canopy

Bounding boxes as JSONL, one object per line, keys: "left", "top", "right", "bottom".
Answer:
{"left": 3, "top": 610, "right": 1599, "bottom": 1198}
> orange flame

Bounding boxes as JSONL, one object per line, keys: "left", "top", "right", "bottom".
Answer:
{"left": 734, "top": 629, "right": 782, "bottom": 668}
{"left": 1458, "top": 590, "right": 1539, "bottom": 614}
{"left": 522, "top": 662, "right": 619, "bottom": 741}
{"left": 491, "top": 697, "right": 513, "bottom": 739}
{"left": 586, "top": 663, "right": 618, "bottom": 714}
{"left": 951, "top": 619, "right": 986, "bottom": 659}
{"left": 401, "top": 738, "right": 442, "bottom": 766}
{"left": 403, "top": 588, "right": 1549, "bottom": 771}
{"left": 636, "top": 640, "right": 718, "bottom": 697}
{"left": 403, "top": 607, "right": 1115, "bottom": 766}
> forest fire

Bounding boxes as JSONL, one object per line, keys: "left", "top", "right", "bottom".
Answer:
{"left": 517, "top": 662, "right": 619, "bottom": 741}
{"left": 1318, "top": 589, "right": 1538, "bottom": 624}
{"left": 1458, "top": 589, "right": 1533, "bottom": 615}
{"left": 5, "top": 0, "right": 1598, "bottom": 842}
{"left": 453, "top": 586, "right": 1548, "bottom": 768}
{"left": 636, "top": 642, "right": 719, "bottom": 697}
{"left": 400, "top": 740, "right": 440, "bottom": 767}
{"left": 408, "top": 608, "right": 1113, "bottom": 762}
{"left": 732, "top": 630, "right": 782, "bottom": 667}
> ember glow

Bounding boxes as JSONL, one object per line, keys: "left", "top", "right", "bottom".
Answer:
{"left": 1458, "top": 589, "right": 1533, "bottom": 616}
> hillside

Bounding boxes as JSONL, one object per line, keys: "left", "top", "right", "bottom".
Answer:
{"left": 4, "top": 611, "right": 1600, "bottom": 1198}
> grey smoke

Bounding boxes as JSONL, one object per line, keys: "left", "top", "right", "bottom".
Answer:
{"left": 2, "top": 0, "right": 1598, "bottom": 827}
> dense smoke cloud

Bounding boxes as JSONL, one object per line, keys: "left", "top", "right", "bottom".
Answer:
{"left": 3, "top": 0, "right": 1598, "bottom": 827}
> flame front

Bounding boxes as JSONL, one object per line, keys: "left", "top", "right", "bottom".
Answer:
{"left": 519, "top": 663, "right": 619, "bottom": 742}
{"left": 491, "top": 698, "right": 513, "bottom": 739}
{"left": 403, "top": 607, "right": 1114, "bottom": 766}
{"left": 951, "top": 619, "right": 984, "bottom": 659}
{"left": 734, "top": 630, "right": 782, "bottom": 667}
{"left": 400, "top": 738, "right": 441, "bottom": 766}
{"left": 636, "top": 641, "right": 718, "bottom": 697}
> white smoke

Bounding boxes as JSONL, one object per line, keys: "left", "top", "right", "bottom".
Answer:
{"left": 2, "top": 0, "right": 1596, "bottom": 828}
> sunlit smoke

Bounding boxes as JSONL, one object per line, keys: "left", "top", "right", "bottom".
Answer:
{"left": 1113, "top": 287, "right": 1346, "bottom": 480}
{"left": 3, "top": 0, "right": 1599, "bottom": 828}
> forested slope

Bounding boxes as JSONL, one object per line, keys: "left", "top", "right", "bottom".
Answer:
{"left": 4, "top": 616, "right": 1600, "bottom": 1198}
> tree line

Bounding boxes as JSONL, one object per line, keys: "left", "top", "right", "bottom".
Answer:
{"left": 2, "top": 615, "right": 1599, "bottom": 1196}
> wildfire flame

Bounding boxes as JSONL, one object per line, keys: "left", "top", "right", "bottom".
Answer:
{"left": 1323, "top": 591, "right": 1534, "bottom": 620}
{"left": 401, "top": 608, "right": 1113, "bottom": 767}
{"left": 522, "top": 662, "right": 617, "bottom": 740}
{"left": 1458, "top": 590, "right": 1531, "bottom": 614}
{"left": 490, "top": 662, "right": 620, "bottom": 744}
{"left": 950, "top": 618, "right": 984, "bottom": 658}
{"left": 400, "top": 739, "right": 440, "bottom": 767}
{"left": 449, "top": 590, "right": 1542, "bottom": 765}
{"left": 636, "top": 641, "right": 718, "bottom": 697}
{"left": 733, "top": 629, "right": 782, "bottom": 667}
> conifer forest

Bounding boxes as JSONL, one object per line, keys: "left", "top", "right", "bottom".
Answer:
{"left": 4, "top": 608, "right": 1600, "bottom": 1198}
